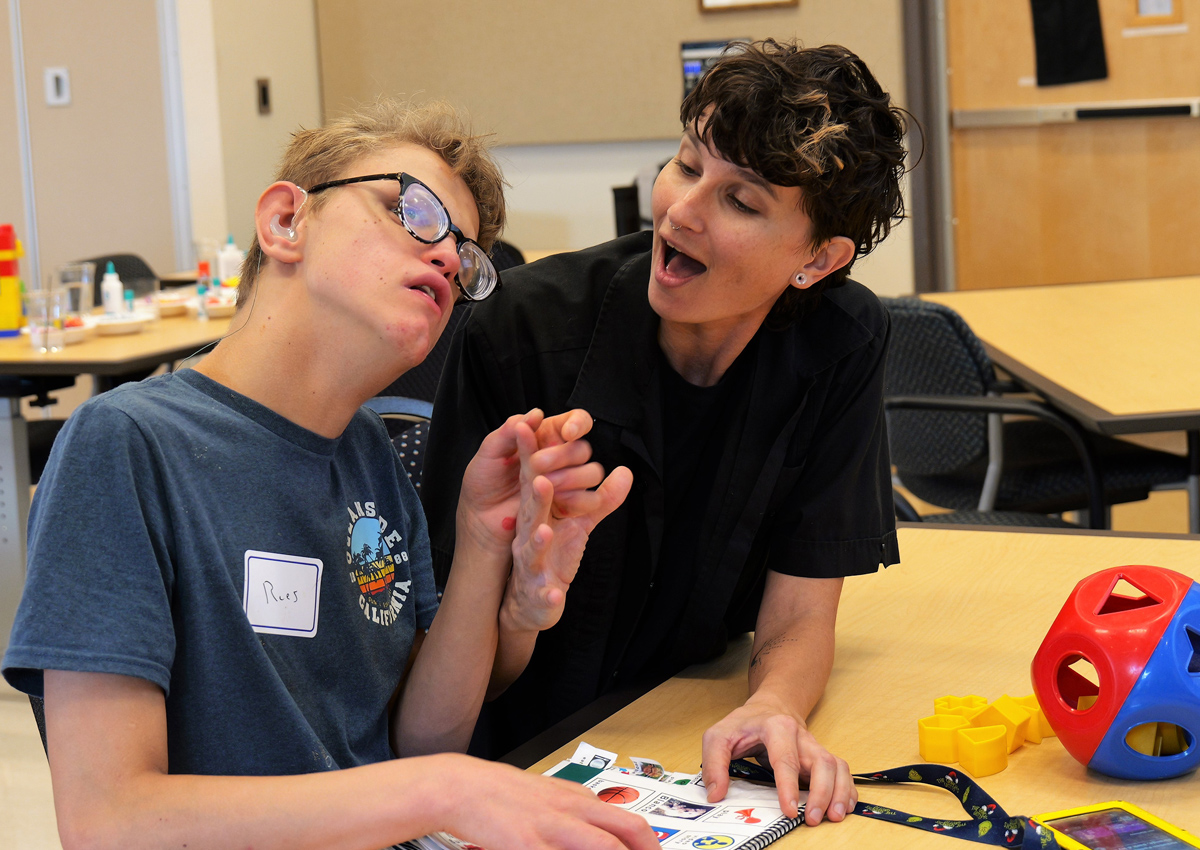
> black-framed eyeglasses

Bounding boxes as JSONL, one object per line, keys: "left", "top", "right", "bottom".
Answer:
{"left": 306, "top": 172, "right": 499, "bottom": 301}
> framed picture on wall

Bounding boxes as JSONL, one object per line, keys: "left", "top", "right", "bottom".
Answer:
{"left": 1129, "top": 0, "right": 1183, "bottom": 25}
{"left": 700, "top": 0, "right": 797, "bottom": 11}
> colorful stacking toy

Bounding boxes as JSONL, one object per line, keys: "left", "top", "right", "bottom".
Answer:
{"left": 0, "top": 223, "right": 23, "bottom": 336}
{"left": 1031, "top": 565, "right": 1200, "bottom": 780}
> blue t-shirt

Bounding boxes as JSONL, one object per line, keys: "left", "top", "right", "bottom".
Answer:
{"left": 3, "top": 370, "right": 438, "bottom": 776}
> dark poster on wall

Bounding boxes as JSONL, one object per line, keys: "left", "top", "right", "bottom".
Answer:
{"left": 1030, "top": 0, "right": 1109, "bottom": 86}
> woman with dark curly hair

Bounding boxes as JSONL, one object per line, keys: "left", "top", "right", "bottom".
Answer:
{"left": 424, "top": 39, "right": 908, "bottom": 827}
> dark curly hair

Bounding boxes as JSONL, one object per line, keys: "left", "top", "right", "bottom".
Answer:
{"left": 682, "top": 40, "right": 908, "bottom": 328}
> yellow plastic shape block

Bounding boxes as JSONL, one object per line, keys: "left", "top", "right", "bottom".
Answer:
{"left": 968, "top": 699, "right": 1031, "bottom": 753}
{"left": 934, "top": 694, "right": 988, "bottom": 718}
{"left": 918, "top": 714, "right": 971, "bottom": 763}
{"left": 1126, "top": 722, "right": 1189, "bottom": 757}
{"left": 1077, "top": 694, "right": 1098, "bottom": 710}
{"left": 956, "top": 726, "right": 1008, "bottom": 777}
{"left": 1159, "top": 723, "right": 1186, "bottom": 756}
{"left": 1126, "top": 722, "right": 1158, "bottom": 756}
{"left": 1016, "top": 694, "right": 1056, "bottom": 740}
{"left": 995, "top": 694, "right": 1040, "bottom": 745}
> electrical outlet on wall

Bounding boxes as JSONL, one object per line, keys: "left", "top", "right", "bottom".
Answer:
{"left": 44, "top": 67, "right": 70, "bottom": 106}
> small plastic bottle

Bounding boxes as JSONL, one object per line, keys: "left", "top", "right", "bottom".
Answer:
{"left": 196, "top": 260, "right": 211, "bottom": 321}
{"left": 101, "top": 261, "right": 124, "bottom": 315}
{"left": 217, "top": 234, "right": 243, "bottom": 284}
{"left": 123, "top": 288, "right": 134, "bottom": 314}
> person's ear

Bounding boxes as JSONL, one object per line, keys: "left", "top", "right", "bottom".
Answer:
{"left": 792, "top": 236, "right": 856, "bottom": 289}
{"left": 255, "top": 182, "right": 309, "bottom": 264}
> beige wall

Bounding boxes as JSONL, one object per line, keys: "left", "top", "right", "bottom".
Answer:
{"left": 19, "top": 0, "right": 176, "bottom": 282}
{"left": 210, "top": 0, "right": 322, "bottom": 253}
{"left": 0, "top": 3, "right": 28, "bottom": 250}
{"left": 317, "top": 0, "right": 907, "bottom": 146}
{"left": 480, "top": 0, "right": 914, "bottom": 295}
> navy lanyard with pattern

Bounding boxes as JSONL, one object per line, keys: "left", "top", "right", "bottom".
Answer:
{"left": 727, "top": 760, "right": 1060, "bottom": 849}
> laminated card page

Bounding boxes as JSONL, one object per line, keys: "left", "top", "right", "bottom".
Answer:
{"left": 407, "top": 742, "right": 806, "bottom": 850}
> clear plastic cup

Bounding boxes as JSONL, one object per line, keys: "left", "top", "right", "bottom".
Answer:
{"left": 25, "top": 288, "right": 67, "bottom": 353}
{"left": 52, "top": 262, "right": 96, "bottom": 325}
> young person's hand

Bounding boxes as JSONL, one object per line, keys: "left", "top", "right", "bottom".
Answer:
{"left": 435, "top": 755, "right": 659, "bottom": 850}
{"left": 699, "top": 696, "right": 857, "bottom": 826}
{"left": 455, "top": 409, "right": 547, "bottom": 555}
{"left": 501, "top": 417, "right": 631, "bottom": 633}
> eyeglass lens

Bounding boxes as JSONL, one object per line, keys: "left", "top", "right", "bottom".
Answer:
{"left": 399, "top": 181, "right": 496, "bottom": 299}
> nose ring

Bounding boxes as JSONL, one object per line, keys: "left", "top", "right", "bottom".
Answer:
{"left": 671, "top": 224, "right": 681, "bottom": 231}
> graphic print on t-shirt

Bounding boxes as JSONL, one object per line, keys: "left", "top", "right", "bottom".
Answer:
{"left": 345, "top": 500, "right": 412, "bottom": 627}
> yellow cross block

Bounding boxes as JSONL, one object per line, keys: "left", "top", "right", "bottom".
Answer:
{"left": 934, "top": 694, "right": 988, "bottom": 718}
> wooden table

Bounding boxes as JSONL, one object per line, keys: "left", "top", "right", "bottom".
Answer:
{"left": 0, "top": 315, "right": 230, "bottom": 658}
{"left": 923, "top": 278, "right": 1200, "bottom": 532}
{"left": 530, "top": 525, "right": 1200, "bottom": 847}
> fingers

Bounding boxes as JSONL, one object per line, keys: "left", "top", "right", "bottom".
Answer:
{"left": 801, "top": 758, "right": 834, "bottom": 826}
{"left": 823, "top": 756, "right": 856, "bottom": 822}
{"left": 700, "top": 726, "right": 734, "bottom": 804}
{"left": 528, "top": 439, "right": 595, "bottom": 478}
{"left": 535, "top": 409, "right": 594, "bottom": 448}
{"left": 756, "top": 721, "right": 803, "bottom": 821}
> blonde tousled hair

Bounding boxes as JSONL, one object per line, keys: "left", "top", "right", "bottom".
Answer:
{"left": 238, "top": 98, "right": 507, "bottom": 306}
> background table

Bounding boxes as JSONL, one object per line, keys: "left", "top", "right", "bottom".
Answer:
{"left": 530, "top": 525, "right": 1200, "bottom": 847}
{"left": 0, "top": 315, "right": 230, "bottom": 658}
{"left": 923, "top": 278, "right": 1200, "bottom": 532}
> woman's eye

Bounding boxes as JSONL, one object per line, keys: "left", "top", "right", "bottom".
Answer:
{"left": 675, "top": 158, "right": 698, "bottom": 177}
{"left": 729, "top": 195, "right": 758, "bottom": 214}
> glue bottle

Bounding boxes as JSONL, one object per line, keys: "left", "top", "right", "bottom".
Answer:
{"left": 217, "top": 234, "right": 242, "bottom": 284}
{"left": 101, "top": 261, "right": 124, "bottom": 315}
{"left": 196, "top": 260, "right": 211, "bottom": 321}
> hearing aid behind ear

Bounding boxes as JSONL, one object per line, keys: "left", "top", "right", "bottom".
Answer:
{"left": 270, "top": 215, "right": 297, "bottom": 242}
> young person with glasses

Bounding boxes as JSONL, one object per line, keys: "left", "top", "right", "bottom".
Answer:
{"left": 423, "top": 40, "right": 908, "bottom": 827}
{"left": 2, "top": 100, "right": 656, "bottom": 850}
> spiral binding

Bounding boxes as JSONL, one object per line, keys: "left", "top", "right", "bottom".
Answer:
{"left": 736, "top": 813, "right": 804, "bottom": 850}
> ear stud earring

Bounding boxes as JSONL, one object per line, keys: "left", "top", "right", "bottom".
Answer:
{"left": 795, "top": 273, "right": 807, "bottom": 286}
{"left": 270, "top": 214, "right": 297, "bottom": 242}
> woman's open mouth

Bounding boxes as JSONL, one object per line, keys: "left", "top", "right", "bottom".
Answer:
{"left": 662, "top": 243, "right": 708, "bottom": 282}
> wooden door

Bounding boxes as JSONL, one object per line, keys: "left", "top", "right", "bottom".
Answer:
{"left": 946, "top": 0, "right": 1200, "bottom": 289}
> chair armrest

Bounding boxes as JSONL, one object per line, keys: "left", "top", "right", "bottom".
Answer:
{"left": 363, "top": 396, "right": 434, "bottom": 420}
{"left": 884, "top": 394, "right": 1105, "bottom": 528}
{"left": 986, "top": 379, "right": 1024, "bottom": 395}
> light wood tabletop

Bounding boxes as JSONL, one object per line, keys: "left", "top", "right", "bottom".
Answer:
{"left": 529, "top": 525, "right": 1200, "bottom": 847}
{"left": 0, "top": 314, "right": 230, "bottom": 376}
{"left": 923, "top": 278, "right": 1200, "bottom": 427}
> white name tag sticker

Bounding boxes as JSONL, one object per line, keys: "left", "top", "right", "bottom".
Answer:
{"left": 243, "top": 550, "right": 323, "bottom": 638}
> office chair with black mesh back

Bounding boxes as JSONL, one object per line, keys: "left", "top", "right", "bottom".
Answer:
{"left": 892, "top": 487, "right": 1079, "bottom": 529}
{"left": 367, "top": 240, "right": 526, "bottom": 494}
{"left": 882, "top": 297, "right": 1188, "bottom": 530}
{"left": 29, "top": 695, "right": 47, "bottom": 755}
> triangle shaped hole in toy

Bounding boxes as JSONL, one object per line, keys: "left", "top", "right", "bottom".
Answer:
{"left": 1188, "top": 626, "right": 1199, "bottom": 675}
{"left": 1097, "top": 576, "right": 1162, "bottom": 615}
{"left": 1058, "top": 655, "right": 1101, "bottom": 710}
